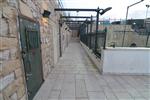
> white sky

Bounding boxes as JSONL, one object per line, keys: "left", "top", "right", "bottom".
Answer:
{"left": 62, "top": 0, "right": 150, "bottom": 20}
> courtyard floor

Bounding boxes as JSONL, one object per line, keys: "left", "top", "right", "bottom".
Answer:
{"left": 34, "top": 41, "right": 150, "bottom": 100}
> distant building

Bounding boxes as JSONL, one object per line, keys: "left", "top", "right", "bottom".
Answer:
{"left": 111, "top": 19, "right": 147, "bottom": 35}
{"left": 111, "top": 21, "right": 121, "bottom": 25}
{"left": 100, "top": 20, "right": 111, "bottom": 25}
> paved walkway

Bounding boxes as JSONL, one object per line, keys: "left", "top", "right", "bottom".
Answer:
{"left": 34, "top": 41, "right": 150, "bottom": 100}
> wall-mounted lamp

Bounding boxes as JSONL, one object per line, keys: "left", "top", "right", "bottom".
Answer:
{"left": 42, "top": 10, "right": 51, "bottom": 18}
{"left": 99, "top": 7, "right": 112, "bottom": 15}
{"left": 65, "top": 27, "right": 68, "bottom": 30}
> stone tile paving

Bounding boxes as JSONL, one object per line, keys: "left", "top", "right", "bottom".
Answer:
{"left": 34, "top": 41, "right": 150, "bottom": 100}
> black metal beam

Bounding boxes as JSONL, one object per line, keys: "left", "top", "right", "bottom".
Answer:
{"left": 61, "top": 16, "right": 91, "bottom": 19}
{"left": 66, "top": 23, "right": 81, "bottom": 26}
{"left": 70, "top": 28, "right": 80, "bottom": 30}
{"left": 68, "top": 24, "right": 80, "bottom": 26}
{"left": 65, "top": 22, "right": 83, "bottom": 24}
{"left": 55, "top": 8, "right": 99, "bottom": 12}
{"left": 66, "top": 22, "right": 81, "bottom": 24}
{"left": 69, "top": 26, "right": 80, "bottom": 29}
{"left": 67, "top": 25, "right": 81, "bottom": 27}
{"left": 69, "top": 26, "right": 80, "bottom": 28}
{"left": 63, "top": 20, "right": 92, "bottom": 23}
{"left": 69, "top": 25, "right": 80, "bottom": 27}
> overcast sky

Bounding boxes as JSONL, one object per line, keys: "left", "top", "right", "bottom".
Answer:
{"left": 62, "top": 0, "right": 150, "bottom": 20}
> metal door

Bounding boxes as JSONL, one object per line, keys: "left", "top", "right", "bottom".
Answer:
{"left": 19, "top": 16, "right": 43, "bottom": 100}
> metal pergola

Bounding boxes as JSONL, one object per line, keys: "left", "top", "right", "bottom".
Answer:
{"left": 55, "top": 7, "right": 112, "bottom": 52}
{"left": 61, "top": 15, "right": 94, "bottom": 31}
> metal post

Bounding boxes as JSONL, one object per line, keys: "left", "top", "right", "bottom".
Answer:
{"left": 87, "top": 22, "right": 89, "bottom": 34}
{"left": 90, "top": 15, "right": 93, "bottom": 33}
{"left": 86, "top": 22, "right": 89, "bottom": 46}
{"left": 89, "top": 15, "right": 93, "bottom": 49}
{"left": 146, "top": 32, "right": 150, "bottom": 47}
{"left": 95, "top": 8, "right": 100, "bottom": 52}
{"left": 103, "top": 27, "right": 107, "bottom": 49}
{"left": 122, "top": 6, "right": 129, "bottom": 47}
{"left": 146, "top": 5, "right": 150, "bottom": 18}
{"left": 146, "top": 5, "right": 150, "bottom": 47}
{"left": 59, "top": 20, "right": 62, "bottom": 57}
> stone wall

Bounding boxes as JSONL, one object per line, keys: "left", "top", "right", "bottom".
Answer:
{"left": 61, "top": 23, "right": 72, "bottom": 53}
{"left": 0, "top": 0, "right": 71, "bottom": 100}
{"left": 0, "top": 0, "right": 27, "bottom": 100}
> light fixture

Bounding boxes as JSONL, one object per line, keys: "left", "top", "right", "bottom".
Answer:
{"left": 146, "top": 5, "right": 150, "bottom": 18}
{"left": 65, "top": 28, "right": 67, "bottom": 30}
{"left": 99, "top": 7, "right": 112, "bottom": 15}
{"left": 42, "top": 10, "right": 51, "bottom": 18}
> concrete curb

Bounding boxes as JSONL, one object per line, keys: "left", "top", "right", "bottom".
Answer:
{"left": 80, "top": 42, "right": 103, "bottom": 74}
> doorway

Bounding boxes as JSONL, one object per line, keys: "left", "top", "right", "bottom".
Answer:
{"left": 19, "top": 16, "right": 44, "bottom": 100}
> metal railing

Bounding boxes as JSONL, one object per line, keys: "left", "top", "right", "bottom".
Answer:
{"left": 80, "top": 18, "right": 150, "bottom": 58}
{"left": 80, "top": 22, "right": 107, "bottom": 58}
{"left": 98, "top": 19, "right": 150, "bottom": 48}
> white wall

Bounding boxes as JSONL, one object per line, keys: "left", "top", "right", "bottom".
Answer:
{"left": 102, "top": 48, "right": 150, "bottom": 75}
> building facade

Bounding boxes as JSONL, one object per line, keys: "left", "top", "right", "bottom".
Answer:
{"left": 0, "top": 0, "right": 71, "bottom": 100}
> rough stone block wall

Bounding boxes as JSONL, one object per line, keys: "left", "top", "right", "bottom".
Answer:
{"left": 1, "top": 0, "right": 72, "bottom": 100}
{"left": 61, "top": 23, "right": 71, "bottom": 53}
{"left": 0, "top": 1, "right": 26, "bottom": 100}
